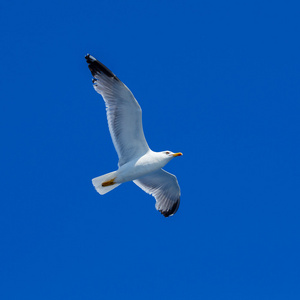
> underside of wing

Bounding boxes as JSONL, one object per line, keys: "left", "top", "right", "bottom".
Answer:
{"left": 85, "top": 54, "right": 150, "bottom": 166}
{"left": 133, "top": 169, "right": 181, "bottom": 217}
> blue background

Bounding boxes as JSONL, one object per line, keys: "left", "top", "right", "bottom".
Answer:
{"left": 1, "top": 0, "right": 299, "bottom": 299}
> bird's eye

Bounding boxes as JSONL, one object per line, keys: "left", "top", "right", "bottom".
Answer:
{"left": 166, "top": 151, "right": 170, "bottom": 154}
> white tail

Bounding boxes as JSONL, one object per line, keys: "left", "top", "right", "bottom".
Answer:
{"left": 92, "top": 171, "right": 121, "bottom": 195}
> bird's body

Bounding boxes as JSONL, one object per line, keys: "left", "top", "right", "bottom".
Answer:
{"left": 111, "top": 150, "right": 174, "bottom": 183}
{"left": 85, "top": 54, "right": 182, "bottom": 217}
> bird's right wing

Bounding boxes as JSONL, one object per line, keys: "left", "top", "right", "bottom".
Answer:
{"left": 133, "top": 169, "right": 181, "bottom": 217}
{"left": 85, "top": 54, "right": 150, "bottom": 166}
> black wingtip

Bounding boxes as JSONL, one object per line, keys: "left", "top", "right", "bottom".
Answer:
{"left": 160, "top": 199, "right": 180, "bottom": 217}
{"left": 85, "top": 54, "right": 119, "bottom": 81}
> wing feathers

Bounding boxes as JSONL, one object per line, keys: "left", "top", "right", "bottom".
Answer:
{"left": 85, "top": 54, "right": 120, "bottom": 81}
{"left": 85, "top": 54, "right": 150, "bottom": 166}
{"left": 134, "top": 169, "right": 181, "bottom": 217}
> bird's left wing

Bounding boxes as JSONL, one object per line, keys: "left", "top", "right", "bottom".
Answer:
{"left": 85, "top": 54, "right": 150, "bottom": 166}
{"left": 133, "top": 169, "right": 181, "bottom": 217}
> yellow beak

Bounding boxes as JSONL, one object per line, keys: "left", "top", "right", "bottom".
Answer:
{"left": 172, "top": 152, "right": 183, "bottom": 157}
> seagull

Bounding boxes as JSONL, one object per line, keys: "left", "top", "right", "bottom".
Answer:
{"left": 85, "top": 54, "right": 183, "bottom": 217}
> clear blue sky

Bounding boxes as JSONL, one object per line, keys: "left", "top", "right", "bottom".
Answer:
{"left": 1, "top": 0, "right": 299, "bottom": 299}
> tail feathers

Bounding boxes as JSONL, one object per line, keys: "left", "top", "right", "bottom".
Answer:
{"left": 92, "top": 171, "right": 121, "bottom": 195}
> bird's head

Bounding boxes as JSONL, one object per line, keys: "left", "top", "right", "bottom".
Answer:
{"left": 160, "top": 150, "right": 183, "bottom": 161}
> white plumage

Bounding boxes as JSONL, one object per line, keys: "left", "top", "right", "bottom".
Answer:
{"left": 86, "top": 54, "right": 182, "bottom": 217}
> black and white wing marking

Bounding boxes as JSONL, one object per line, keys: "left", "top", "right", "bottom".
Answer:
{"left": 85, "top": 54, "right": 150, "bottom": 166}
{"left": 133, "top": 169, "right": 181, "bottom": 217}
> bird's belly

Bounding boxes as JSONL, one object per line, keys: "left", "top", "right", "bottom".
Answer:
{"left": 115, "top": 160, "right": 162, "bottom": 183}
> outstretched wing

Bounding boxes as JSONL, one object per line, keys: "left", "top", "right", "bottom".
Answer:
{"left": 133, "top": 169, "right": 181, "bottom": 217}
{"left": 85, "top": 54, "right": 150, "bottom": 166}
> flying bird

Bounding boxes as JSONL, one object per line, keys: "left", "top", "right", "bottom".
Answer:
{"left": 85, "top": 54, "right": 182, "bottom": 217}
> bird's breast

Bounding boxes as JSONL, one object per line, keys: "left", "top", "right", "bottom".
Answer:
{"left": 115, "top": 154, "right": 165, "bottom": 183}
